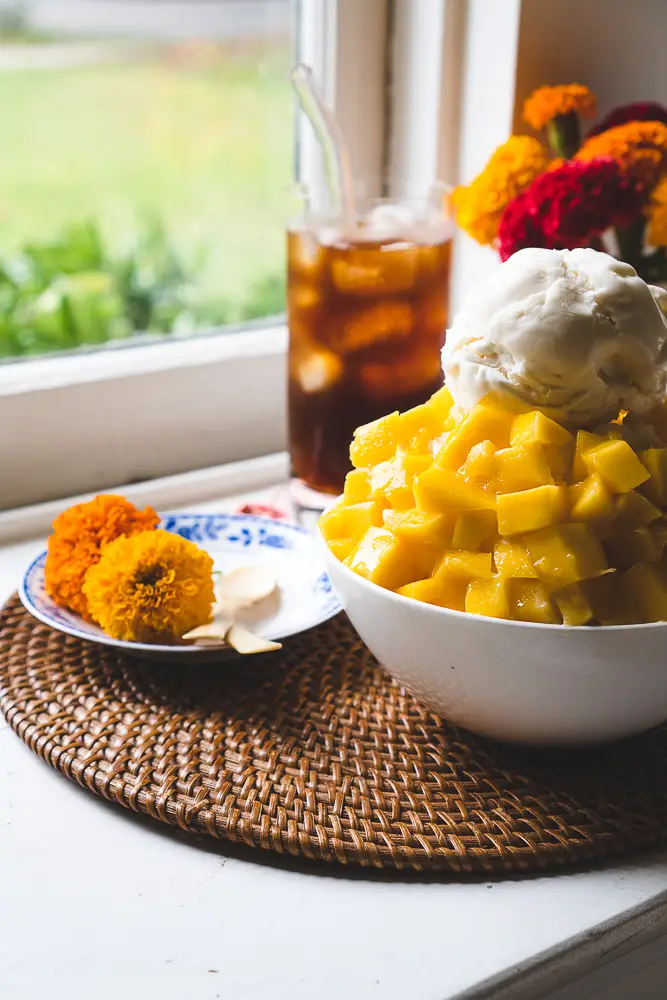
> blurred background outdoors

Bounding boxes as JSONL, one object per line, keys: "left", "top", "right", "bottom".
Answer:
{"left": 0, "top": 0, "right": 293, "bottom": 359}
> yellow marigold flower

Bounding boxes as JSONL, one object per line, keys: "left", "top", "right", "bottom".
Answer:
{"left": 452, "top": 136, "right": 548, "bottom": 245}
{"left": 576, "top": 121, "right": 667, "bottom": 188}
{"left": 523, "top": 84, "right": 596, "bottom": 130}
{"left": 647, "top": 174, "right": 667, "bottom": 246}
{"left": 45, "top": 494, "right": 159, "bottom": 621}
{"left": 83, "top": 530, "right": 215, "bottom": 643}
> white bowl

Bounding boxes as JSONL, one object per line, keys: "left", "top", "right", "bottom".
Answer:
{"left": 321, "top": 541, "right": 667, "bottom": 747}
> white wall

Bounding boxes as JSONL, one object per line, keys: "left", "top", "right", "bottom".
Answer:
{"left": 513, "top": 0, "right": 667, "bottom": 134}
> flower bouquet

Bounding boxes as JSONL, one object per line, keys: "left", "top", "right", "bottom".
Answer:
{"left": 453, "top": 84, "right": 667, "bottom": 283}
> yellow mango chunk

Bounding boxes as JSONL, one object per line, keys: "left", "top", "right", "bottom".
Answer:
{"left": 583, "top": 572, "right": 642, "bottom": 625}
{"left": 496, "top": 484, "right": 568, "bottom": 536}
{"left": 451, "top": 511, "right": 497, "bottom": 551}
{"left": 395, "top": 402, "right": 442, "bottom": 453}
{"left": 494, "top": 443, "right": 554, "bottom": 493}
{"left": 569, "top": 474, "right": 614, "bottom": 522}
{"left": 510, "top": 580, "right": 560, "bottom": 624}
{"left": 369, "top": 451, "right": 428, "bottom": 511}
{"left": 397, "top": 568, "right": 468, "bottom": 611}
{"left": 604, "top": 524, "right": 660, "bottom": 571}
{"left": 542, "top": 442, "right": 574, "bottom": 484}
{"left": 465, "top": 576, "right": 511, "bottom": 620}
{"left": 327, "top": 538, "right": 356, "bottom": 562}
{"left": 583, "top": 439, "right": 650, "bottom": 493}
{"left": 523, "top": 523, "right": 608, "bottom": 588}
{"left": 343, "top": 468, "right": 371, "bottom": 505}
{"left": 320, "top": 500, "right": 383, "bottom": 542}
{"left": 493, "top": 541, "right": 537, "bottom": 578}
{"left": 382, "top": 509, "right": 454, "bottom": 547}
{"left": 614, "top": 490, "right": 661, "bottom": 528}
{"left": 435, "top": 402, "right": 513, "bottom": 471}
{"left": 625, "top": 563, "right": 667, "bottom": 622}
{"left": 553, "top": 583, "right": 594, "bottom": 626}
{"left": 428, "top": 384, "right": 454, "bottom": 420}
{"left": 639, "top": 448, "right": 667, "bottom": 504}
{"left": 349, "top": 411, "right": 400, "bottom": 468}
{"left": 414, "top": 466, "right": 496, "bottom": 513}
{"left": 572, "top": 430, "right": 607, "bottom": 482}
{"left": 439, "top": 551, "right": 494, "bottom": 579}
{"left": 348, "top": 527, "right": 423, "bottom": 591}
{"left": 510, "top": 410, "right": 572, "bottom": 447}
{"left": 461, "top": 439, "right": 497, "bottom": 486}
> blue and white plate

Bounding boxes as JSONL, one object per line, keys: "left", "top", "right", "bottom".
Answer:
{"left": 20, "top": 513, "right": 341, "bottom": 661}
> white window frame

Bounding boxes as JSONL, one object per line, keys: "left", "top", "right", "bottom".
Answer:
{"left": 1, "top": 0, "right": 522, "bottom": 511}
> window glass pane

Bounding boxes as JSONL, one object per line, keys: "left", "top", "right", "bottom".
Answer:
{"left": 0, "top": 0, "right": 293, "bottom": 360}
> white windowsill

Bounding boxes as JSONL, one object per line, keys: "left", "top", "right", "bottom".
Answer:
{"left": 1, "top": 459, "right": 667, "bottom": 999}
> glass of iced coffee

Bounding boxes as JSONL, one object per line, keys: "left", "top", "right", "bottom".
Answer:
{"left": 287, "top": 191, "right": 453, "bottom": 505}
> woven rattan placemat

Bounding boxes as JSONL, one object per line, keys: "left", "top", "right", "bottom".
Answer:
{"left": 2, "top": 594, "right": 667, "bottom": 875}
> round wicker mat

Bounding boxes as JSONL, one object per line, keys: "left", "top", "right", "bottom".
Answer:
{"left": 3, "top": 595, "right": 667, "bottom": 875}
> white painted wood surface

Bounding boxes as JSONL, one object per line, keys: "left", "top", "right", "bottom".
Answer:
{"left": 2, "top": 479, "right": 667, "bottom": 999}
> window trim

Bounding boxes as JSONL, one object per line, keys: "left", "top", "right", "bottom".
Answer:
{"left": 2, "top": 0, "right": 524, "bottom": 510}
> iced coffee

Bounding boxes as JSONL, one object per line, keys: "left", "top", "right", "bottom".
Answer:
{"left": 288, "top": 202, "right": 452, "bottom": 498}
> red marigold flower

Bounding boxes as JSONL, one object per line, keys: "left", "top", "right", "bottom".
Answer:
{"left": 586, "top": 102, "right": 667, "bottom": 138}
{"left": 497, "top": 158, "right": 645, "bottom": 261}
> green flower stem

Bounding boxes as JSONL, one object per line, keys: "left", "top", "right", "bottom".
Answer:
{"left": 546, "top": 112, "right": 581, "bottom": 159}
{"left": 615, "top": 218, "right": 646, "bottom": 271}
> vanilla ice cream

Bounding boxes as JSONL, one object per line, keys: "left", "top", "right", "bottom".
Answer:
{"left": 442, "top": 247, "right": 667, "bottom": 427}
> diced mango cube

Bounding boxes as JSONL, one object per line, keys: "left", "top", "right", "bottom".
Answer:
{"left": 369, "top": 451, "right": 425, "bottom": 511}
{"left": 462, "top": 439, "right": 497, "bottom": 485}
{"left": 493, "top": 541, "right": 537, "bottom": 578}
{"left": 569, "top": 474, "right": 614, "bottom": 522}
{"left": 510, "top": 410, "right": 572, "bottom": 447}
{"left": 395, "top": 403, "right": 442, "bottom": 452}
{"left": 523, "top": 523, "right": 608, "bottom": 587}
{"left": 327, "top": 538, "right": 356, "bottom": 562}
{"left": 510, "top": 580, "right": 560, "bottom": 624}
{"left": 583, "top": 572, "right": 642, "bottom": 625}
{"left": 451, "top": 511, "right": 497, "bottom": 551}
{"left": 465, "top": 576, "right": 511, "bottom": 619}
{"left": 428, "top": 384, "right": 454, "bottom": 420}
{"left": 540, "top": 442, "right": 573, "bottom": 484}
{"left": 435, "top": 402, "right": 513, "bottom": 470}
{"left": 439, "top": 551, "right": 494, "bottom": 579}
{"left": 583, "top": 439, "right": 650, "bottom": 493}
{"left": 496, "top": 484, "right": 568, "bottom": 536}
{"left": 639, "top": 448, "right": 667, "bottom": 504}
{"left": 604, "top": 524, "right": 660, "bottom": 571}
{"left": 414, "top": 466, "right": 496, "bottom": 513}
{"left": 397, "top": 568, "right": 468, "bottom": 611}
{"left": 320, "top": 500, "right": 383, "bottom": 542}
{"left": 494, "top": 443, "right": 554, "bottom": 493}
{"left": 614, "top": 490, "right": 661, "bottom": 528}
{"left": 625, "top": 563, "right": 667, "bottom": 622}
{"left": 349, "top": 411, "right": 400, "bottom": 468}
{"left": 553, "top": 583, "right": 594, "bottom": 626}
{"left": 343, "top": 468, "right": 371, "bottom": 505}
{"left": 651, "top": 519, "right": 667, "bottom": 556}
{"left": 572, "top": 430, "right": 607, "bottom": 482}
{"left": 348, "top": 527, "right": 421, "bottom": 591}
{"left": 382, "top": 509, "right": 454, "bottom": 547}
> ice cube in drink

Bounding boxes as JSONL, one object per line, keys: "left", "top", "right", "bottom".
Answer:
{"left": 287, "top": 201, "right": 452, "bottom": 497}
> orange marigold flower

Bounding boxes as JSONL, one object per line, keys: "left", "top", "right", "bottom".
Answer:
{"left": 45, "top": 495, "right": 159, "bottom": 620}
{"left": 452, "top": 135, "right": 548, "bottom": 245}
{"left": 523, "top": 84, "right": 596, "bottom": 130}
{"left": 647, "top": 174, "right": 667, "bottom": 247}
{"left": 575, "top": 121, "right": 667, "bottom": 189}
{"left": 83, "top": 530, "right": 214, "bottom": 643}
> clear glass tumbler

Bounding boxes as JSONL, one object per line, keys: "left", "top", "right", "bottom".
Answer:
{"left": 287, "top": 190, "right": 453, "bottom": 505}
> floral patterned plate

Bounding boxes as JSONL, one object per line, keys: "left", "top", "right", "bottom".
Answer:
{"left": 19, "top": 513, "right": 342, "bottom": 662}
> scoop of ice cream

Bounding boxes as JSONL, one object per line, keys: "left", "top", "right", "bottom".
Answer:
{"left": 441, "top": 247, "right": 667, "bottom": 426}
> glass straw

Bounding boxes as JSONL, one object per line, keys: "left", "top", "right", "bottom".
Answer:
{"left": 290, "top": 63, "right": 356, "bottom": 225}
